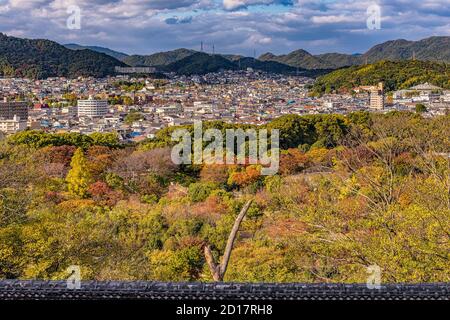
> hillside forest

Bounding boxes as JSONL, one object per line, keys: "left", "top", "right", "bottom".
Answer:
{"left": 0, "top": 112, "right": 449, "bottom": 283}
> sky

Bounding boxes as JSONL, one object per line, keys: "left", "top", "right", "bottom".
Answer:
{"left": 0, "top": 0, "right": 449, "bottom": 57}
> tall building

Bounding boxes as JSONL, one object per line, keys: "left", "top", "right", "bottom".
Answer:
{"left": 77, "top": 96, "right": 109, "bottom": 117}
{"left": 370, "top": 82, "right": 385, "bottom": 110}
{"left": 0, "top": 98, "right": 29, "bottom": 121}
{"left": 359, "top": 82, "right": 385, "bottom": 110}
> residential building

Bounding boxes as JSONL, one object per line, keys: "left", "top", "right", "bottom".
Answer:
{"left": 0, "top": 115, "right": 27, "bottom": 134}
{"left": 77, "top": 96, "right": 108, "bottom": 117}
{"left": 0, "top": 98, "right": 29, "bottom": 120}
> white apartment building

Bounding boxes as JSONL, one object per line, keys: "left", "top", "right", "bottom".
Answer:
{"left": 77, "top": 96, "right": 108, "bottom": 118}
{"left": 0, "top": 115, "right": 27, "bottom": 134}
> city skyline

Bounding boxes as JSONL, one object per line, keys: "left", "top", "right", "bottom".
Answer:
{"left": 0, "top": 0, "right": 449, "bottom": 56}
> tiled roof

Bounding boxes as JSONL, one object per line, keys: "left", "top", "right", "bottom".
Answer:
{"left": 0, "top": 281, "right": 448, "bottom": 300}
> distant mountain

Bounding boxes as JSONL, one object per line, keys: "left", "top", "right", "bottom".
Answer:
{"left": 2, "top": 34, "right": 449, "bottom": 78}
{"left": 311, "top": 60, "right": 450, "bottom": 96}
{"left": 160, "top": 52, "right": 319, "bottom": 75}
{"left": 123, "top": 49, "right": 195, "bottom": 67}
{"left": 163, "top": 52, "right": 238, "bottom": 75}
{"left": 221, "top": 54, "right": 244, "bottom": 61}
{"left": 235, "top": 57, "right": 296, "bottom": 74}
{"left": 363, "top": 36, "right": 450, "bottom": 63}
{"left": 0, "top": 33, "right": 127, "bottom": 79}
{"left": 315, "top": 53, "right": 362, "bottom": 69}
{"left": 259, "top": 36, "right": 450, "bottom": 69}
{"left": 259, "top": 49, "right": 327, "bottom": 69}
{"left": 64, "top": 44, "right": 129, "bottom": 61}
{"left": 127, "top": 50, "right": 302, "bottom": 75}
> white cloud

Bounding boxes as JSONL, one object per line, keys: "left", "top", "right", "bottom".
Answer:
{"left": 223, "top": 0, "right": 293, "bottom": 11}
{"left": 0, "top": 0, "right": 448, "bottom": 56}
{"left": 311, "top": 15, "right": 359, "bottom": 24}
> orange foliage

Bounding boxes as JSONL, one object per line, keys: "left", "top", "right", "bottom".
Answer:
{"left": 229, "top": 165, "right": 261, "bottom": 187}
{"left": 279, "top": 148, "right": 309, "bottom": 175}
{"left": 263, "top": 217, "right": 307, "bottom": 240}
{"left": 57, "top": 199, "right": 96, "bottom": 212}
{"left": 190, "top": 195, "right": 228, "bottom": 222}
{"left": 87, "top": 147, "right": 114, "bottom": 179}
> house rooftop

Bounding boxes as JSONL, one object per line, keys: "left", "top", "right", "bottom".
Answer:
{"left": 410, "top": 82, "right": 442, "bottom": 90}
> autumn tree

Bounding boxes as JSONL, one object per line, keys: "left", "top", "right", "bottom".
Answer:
{"left": 66, "top": 148, "right": 93, "bottom": 198}
{"left": 279, "top": 149, "right": 309, "bottom": 175}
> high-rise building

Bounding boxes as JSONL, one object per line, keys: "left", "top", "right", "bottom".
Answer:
{"left": 0, "top": 98, "right": 29, "bottom": 121}
{"left": 360, "top": 83, "right": 385, "bottom": 110}
{"left": 77, "top": 96, "right": 109, "bottom": 117}
{"left": 369, "top": 82, "right": 385, "bottom": 110}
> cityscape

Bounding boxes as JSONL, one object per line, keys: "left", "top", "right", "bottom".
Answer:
{"left": 1, "top": 69, "right": 448, "bottom": 138}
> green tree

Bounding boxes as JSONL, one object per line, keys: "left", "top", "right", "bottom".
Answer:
{"left": 415, "top": 103, "right": 427, "bottom": 113}
{"left": 66, "top": 148, "right": 93, "bottom": 198}
{"left": 124, "top": 111, "right": 144, "bottom": 125}
{"left": 188, "top": 182, "right": 217, "bottom": 202}
{"left": 123, "top": 96, "right": 133, "bottom": 106}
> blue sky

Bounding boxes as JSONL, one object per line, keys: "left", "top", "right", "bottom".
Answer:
{"left": 0, "top": 0, "right": 448, "bottom": 56}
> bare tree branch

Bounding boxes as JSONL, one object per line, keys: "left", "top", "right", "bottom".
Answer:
{"left": 204, "top": 199, "right": 253, "bottom": 281}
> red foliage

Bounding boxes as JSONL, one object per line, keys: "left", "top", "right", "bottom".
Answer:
{"left": 86, "top": 146, "right": 113, "bottom": 159}
{"left": 41, "top": 145, "right": 76, "bottom": 165}
{"left": 44, "top": 191, "right": 64, "bottom": 204}
{"left": 339, "top": 145, "right": 374, "bottom": 169}
{"left": 88, "top": 181, "right": 123, "bottom": 206}
{"left": 89, "top": 181, "right": 111, "bottom": 197}
{"left": 190, "top": 195, "right": 228, "bottom": 222}
{"left": 279, "top": 148, "right": 308, "bottom": 175}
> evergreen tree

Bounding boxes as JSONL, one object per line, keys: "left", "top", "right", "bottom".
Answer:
{"left": 415, "top": 103, "right": 427, "bottom": 113}
{"left": 66, "top": 148, "right": 93, "bottom": 198}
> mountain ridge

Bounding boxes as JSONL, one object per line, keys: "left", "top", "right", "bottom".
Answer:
{"left": 64, "top": 44, "right": 129, "bottom": 61}
{"left": 2, "top": 34, "right": 450, "bottom": 78}
{"left": 0, "top": 33, "right": 127, "bottom": 78}
{"left": 259, "top": 36, "right": 450, "bottom": 69}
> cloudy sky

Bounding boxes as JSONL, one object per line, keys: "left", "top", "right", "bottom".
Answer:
{"left": 0, "top": 0, "right": 449, "bottom": 56}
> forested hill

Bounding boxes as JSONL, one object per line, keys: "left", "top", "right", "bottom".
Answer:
{"left": 0, "top": 33, "right": 127, "bottom": 79}
{"left": 1, "top": 112, "right": 449, "bottom": 282}
{"left": 123, "top": 49, "right": 195, "bottom": 67}
{"left": 259, "top": 36, "right": 450, "bottom": 69}
{"left": 311, "top": 60, "right": 450, "bottom": 96}
{"left": 64, "top": 44, "right": 129, "bottom": 61}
